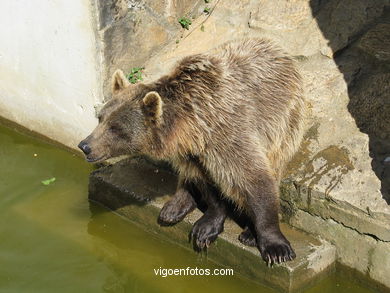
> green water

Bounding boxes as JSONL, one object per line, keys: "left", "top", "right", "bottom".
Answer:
{"left": 0, "top": 123, "right": 377, "bottom": 293}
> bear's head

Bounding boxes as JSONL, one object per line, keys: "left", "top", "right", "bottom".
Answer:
{"left": 78, "top": 69, "right": 164, "bottom": 163}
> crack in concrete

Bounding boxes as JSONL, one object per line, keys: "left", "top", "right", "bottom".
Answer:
{"left": 296, "top": 207, "right": 388, "bottom": 243}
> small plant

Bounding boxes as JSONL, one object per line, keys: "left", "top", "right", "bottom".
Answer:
{"left": 200, "top": 24, "right": 205, "bottom": 32}
{"left": 178, "top": 17, "right": 192, "bottom": 30}
{"left": 204, "top": 7, "right": 210, "bottom": 14}
{"left": 126, "top": 67, "right": 144, "bottom": 84}
{"left": 41, "top": 177, "right": 56, "bottom": 186}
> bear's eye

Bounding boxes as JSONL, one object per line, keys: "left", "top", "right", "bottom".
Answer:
{"left": 109, "top": 124, "right": 121, "bottom": 134}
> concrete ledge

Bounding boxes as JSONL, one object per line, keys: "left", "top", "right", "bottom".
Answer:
{"left": 88, "top": 157, "right": 336, "bottom": 292}
{"left": 280, "top": 180, "right": 390, "bottom": 242}
{"left": 280, "top": 180, "right": 390, "bottom": 290}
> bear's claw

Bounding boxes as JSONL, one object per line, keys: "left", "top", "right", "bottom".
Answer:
{"left": 238, "top": 227, "right": 257, "bottom": 247}
{"left": 190, "top": 214, "right": 224, "bottom": 251}
{"left": 259, "top": 236, "right": 296, "bottom": 266}
{"left": 158, "top": 193, "right": 196, "bottom": 226}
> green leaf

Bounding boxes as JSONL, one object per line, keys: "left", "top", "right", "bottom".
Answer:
{"left": 178, "top": 17, "right": 192, "bottom": 30}
{"left": 126, "top": 67, "right": 144, "bottom": 84}
{"left": 41, "top": 177, "right": 56, "bottom": 186}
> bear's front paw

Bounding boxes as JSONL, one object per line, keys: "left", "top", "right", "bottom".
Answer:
{"left": 238, "top": 227, "right": 257, "bottom": 247}
{"left": 158, "top": 196, "right": 196, "bottom": 226}
{"left": 190, "top": 215, "right": 224, "bottom": 251}
{"left": 258, "top": 233, "right": 296, "bottom": 266}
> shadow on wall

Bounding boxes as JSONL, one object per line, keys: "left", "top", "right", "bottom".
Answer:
{"left": 309, "top": 0, "right": 390, "bottom": 203}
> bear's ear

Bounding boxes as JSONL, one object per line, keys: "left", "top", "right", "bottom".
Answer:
{"left": 142, "top": 91, "right": 163, "bottom": 126}
{"left": 111, "top": 69, "right": 130, "bottom": 94}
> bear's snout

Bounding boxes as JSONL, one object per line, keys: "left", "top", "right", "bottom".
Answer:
{"left": 78, "top": 140, "right": 91, "bottom": 155}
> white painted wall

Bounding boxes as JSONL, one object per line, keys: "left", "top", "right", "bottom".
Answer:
{"left": 0, "top": 0, "right": 102, "bottom": 150}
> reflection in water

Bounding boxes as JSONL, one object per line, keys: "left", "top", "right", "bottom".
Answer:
{"left": 0, "top": 123, "right": 375, "bottom": 292}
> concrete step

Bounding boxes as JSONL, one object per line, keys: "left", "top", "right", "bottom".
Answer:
{"left": 88, "top": 157, "right": 336, "bottom": 292}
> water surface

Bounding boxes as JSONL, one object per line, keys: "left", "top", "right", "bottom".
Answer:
{"left": 0, "top": 124, "right": 376, "bottom": 293}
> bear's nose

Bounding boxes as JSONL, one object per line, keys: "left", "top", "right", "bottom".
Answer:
{"left": 78, "top": 141, "right": 91, "bottom": 155}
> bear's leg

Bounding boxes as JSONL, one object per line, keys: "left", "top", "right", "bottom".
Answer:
{"left": 158, "top": 179, "right": 197, "bottom": 226}
{"left": 190, "top": 182, "right": 227, "bottom": 250}
{"left": 238, "top": 226, "right": 257, "bottom": 247}
{"left": 245, "top": 173, "right": 296, "bottom": 265}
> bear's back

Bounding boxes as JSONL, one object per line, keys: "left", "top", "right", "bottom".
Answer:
{"left": 211, "top": 39, "right": 306, "bottom": 178}
{"left": 155, "top": 38, "right": 305, "bottom": 179}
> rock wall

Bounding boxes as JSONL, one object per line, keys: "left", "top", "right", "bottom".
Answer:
{"left": 280, "top": 2, "right": 390, "bottom": 287}
{"left": 97, "top": 0, "right": 390, "bottom": 288}
{"left": 95, "top": 0, "right": 205, "bottom": 98}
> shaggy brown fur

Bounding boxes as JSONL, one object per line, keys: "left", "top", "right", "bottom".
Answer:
{"left": 79, "top": 38, "right": 305, "bottom": 265}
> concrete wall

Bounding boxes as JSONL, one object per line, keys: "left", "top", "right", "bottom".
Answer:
{"left": 0, "top": 0, "right": 102, "bottom": 150}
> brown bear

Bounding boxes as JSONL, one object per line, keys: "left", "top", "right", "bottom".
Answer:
{"left": 79, "top": 38, "right": 305, "bottom": 265}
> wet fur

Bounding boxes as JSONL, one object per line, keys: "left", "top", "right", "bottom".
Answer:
{"left": 141, "top": 39, "right": 304, "bottom": 204}
{"left": 147, "top": 39, "right": 305, "bottom": 264}
{"left": 82, "top": 38, "right": 305, "bottom": 265}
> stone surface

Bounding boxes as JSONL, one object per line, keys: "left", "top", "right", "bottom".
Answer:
{"left": 313, "top": 0, "right": 388, "bottom": 54}
{"left": 369, "top": 241, "right": 390, "bottom": 289}
{"left": 287, "top": 209, "right": 377, "bottom": 274}
{"left": 101, "top": 9, "right": 171, "bottom": 91}
{"left": 89, "top": 157, "right": 336, "bottom": 293}
{"left": 358, "top": 23, "right": 390, "bottom": 62}
{"left": 287, "top": 209, "right": 390, "bottom": 291}
{"left": 343, "top": 12, "right": 390, "bottom": 204}
{"left": 95, "top": 0, "right": 204, "bottom": 98}
{"left": 248, "top": 0, "right": 332, "bottom": 57}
